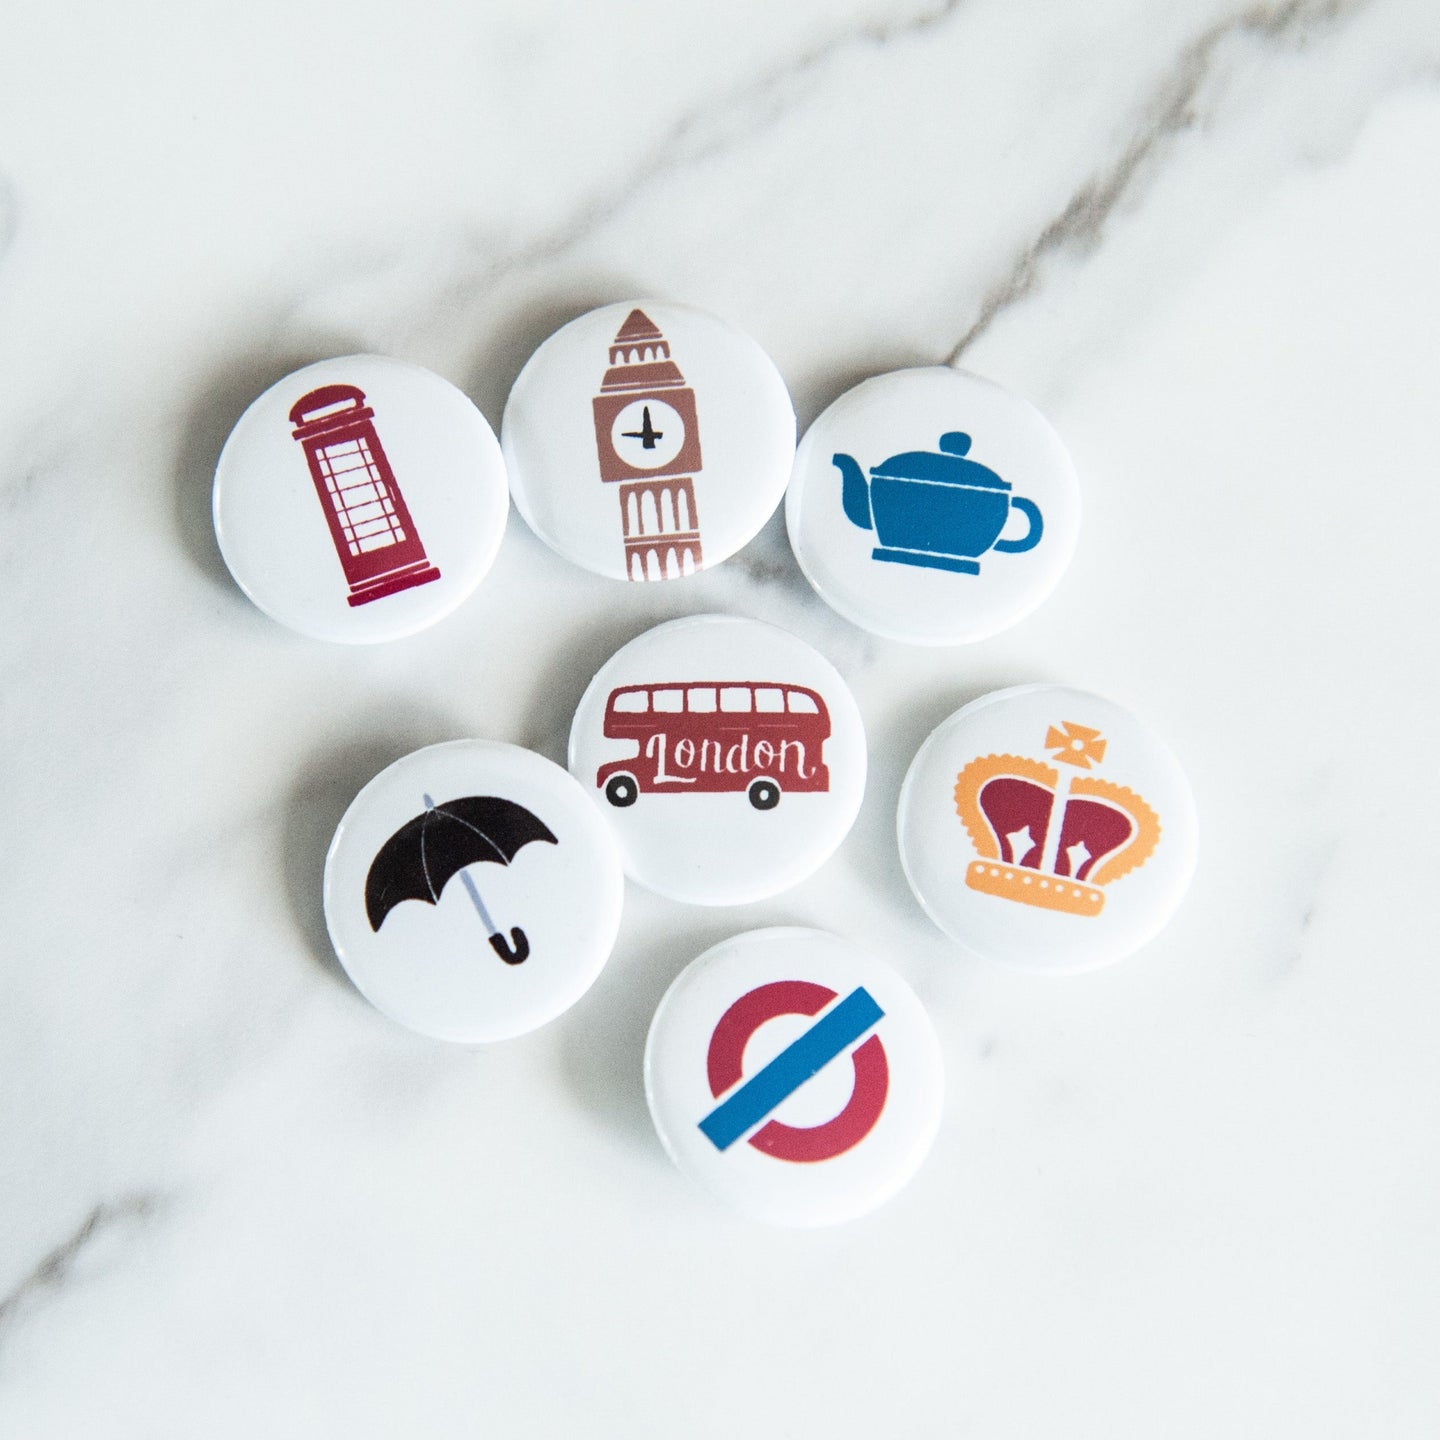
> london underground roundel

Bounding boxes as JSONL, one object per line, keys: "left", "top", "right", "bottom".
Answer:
{"left": 644, "top": 928, "right": 944, "bottom": 1226}
{"left": 567, "top": 615, "right": 866, "bottom": 905}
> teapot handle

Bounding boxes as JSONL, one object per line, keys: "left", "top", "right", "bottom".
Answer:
{"left": 993, "top": 496, "right": 1043, "bottom": 554}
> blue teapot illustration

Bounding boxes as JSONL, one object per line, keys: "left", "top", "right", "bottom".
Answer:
{"left": 833, "top": 432, "right": 1043, "bottom": 574}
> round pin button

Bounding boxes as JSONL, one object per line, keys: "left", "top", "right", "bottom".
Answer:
{"left": 214, "top": 355, "right": 508, "bottom": 643}
{"left": 645, "top": 927, "right": 944, "bottom": 1226}
{"left": 898, "top": 685, "right": 1197, "bottom": 972}
{"left": 785, "top": 367, "right": 1080, "bottom": 645}
{"left": 568, "top": 615, "right": 866, "bottom": 905}
{"left": 323, "top": 740, "right": 624, "bottom": 1042}
{"left": 502, "top": 302, "right": 795, "bottom": 581}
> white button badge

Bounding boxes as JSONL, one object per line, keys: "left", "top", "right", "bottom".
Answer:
{"left": 898, "top": 685, "right": 1197, "bottom": 972}
{"left": 214, "top": 355, "right": 509, "bottom": 643}
{"left": 785, "top": 367, "right": 1080, "bottom": 645}
{"left": 502, "top": 302, "right": 796, "bottom": 581}
{"left": 568, "top": 615, "right": 866, "bottom": 905}
{"left": 645, "top": 928, "right": 944, "bottom": 1227}
{"left": 324, "top": 740, "right": 624, "bottom": 1043}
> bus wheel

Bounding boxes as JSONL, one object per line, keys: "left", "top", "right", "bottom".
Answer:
{"left": 748, "top": 779, "right": 780, "bottom": 811}
{"left": 604, "top": 773, "right": 639, "bottom": 808}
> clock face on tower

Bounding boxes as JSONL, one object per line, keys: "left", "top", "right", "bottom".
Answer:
{"left": 593, "top": 385, "right": 702, "bottom": 483}
{"left": 609, "top": 399, "right": 686, "bottom": 472}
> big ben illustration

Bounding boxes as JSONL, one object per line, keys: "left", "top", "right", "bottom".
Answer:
{"left": 591, "top": 309, "right": 704, "bottom": 581}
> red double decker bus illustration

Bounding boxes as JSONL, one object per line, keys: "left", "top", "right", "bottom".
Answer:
{"left": 290, "top": 383, "right": 441, "bottom": 607}
{"left": 596, "top": 681, "right": 831, "bottom": 811}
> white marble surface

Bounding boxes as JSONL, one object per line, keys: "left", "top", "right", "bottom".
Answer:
{"left": 3, "top": 1, "right": 1440, "bottom": 1434}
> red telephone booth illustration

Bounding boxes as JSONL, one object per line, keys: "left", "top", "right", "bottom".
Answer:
{"left": 289, "top": 384, "right": 442, "bottom": 607}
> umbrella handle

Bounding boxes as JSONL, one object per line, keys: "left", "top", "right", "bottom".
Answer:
{"left": 488, "top": 927, "right": 530, "bottom": 965}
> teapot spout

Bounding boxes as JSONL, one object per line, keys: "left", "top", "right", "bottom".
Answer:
{"left": 832, "top": 453, "right": 873, "bottom": 531}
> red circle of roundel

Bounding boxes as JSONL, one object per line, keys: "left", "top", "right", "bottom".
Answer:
{"left": 706, "top": 980, "right": 889, "bottom": 1164}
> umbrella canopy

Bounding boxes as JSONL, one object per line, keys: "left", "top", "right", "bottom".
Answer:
{"left": 366, "top": 795, "right": 557, "bottom": 932}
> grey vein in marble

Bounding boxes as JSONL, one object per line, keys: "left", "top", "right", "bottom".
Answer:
{"left": 946, "top": 0, "right": 1368, "bottom": 361}
{"left": 443, "top": 0, "right": 967, "bottom": 296}
{"left": 1269, "top": 830, "right": 1342, "bottom": 980}
{"left": 0, "top": 1194, "right": 160, "bottom": 1343}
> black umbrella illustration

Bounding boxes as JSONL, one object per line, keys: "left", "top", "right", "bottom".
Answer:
{"left": 365, "top": 794, "right": 558, "bottom": 964}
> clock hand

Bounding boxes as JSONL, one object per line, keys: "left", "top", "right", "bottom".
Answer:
{"left": 621, "top": 405, "right": 663, "bottom": 449}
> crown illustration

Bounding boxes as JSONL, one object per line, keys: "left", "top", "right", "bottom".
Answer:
{"left": 953, "top": 722, "right": 1161, "bottom": 916}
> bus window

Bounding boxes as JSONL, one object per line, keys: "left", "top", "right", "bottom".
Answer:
{"left": 755, "top": 687, "right": 785, "bottom": 713}
{"left": 787, "top": 691, "right": 819, "bottom": 714}
{"left": 720, "top": 687, "right": 752, "bottom": 712}
{"left": 687, "top": 687, "right": 717, "bottom": 712}
{"left": 613, "top": 690, "right": 648, "bottom": 713}
{"left": 654, "top": 689, "right": 684, "bottom": 712}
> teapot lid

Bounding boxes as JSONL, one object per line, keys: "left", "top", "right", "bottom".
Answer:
{"left": 870, "top": 431, "right": 1010, "bottom": 490}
